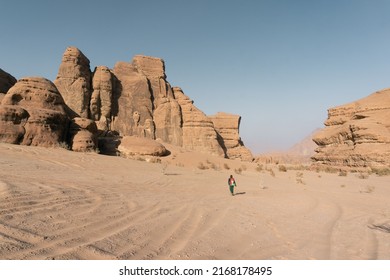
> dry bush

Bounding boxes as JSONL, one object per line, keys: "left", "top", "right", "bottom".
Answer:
{"left": 360, "top": 185, "right": 375, "bottom": 193}
{"left": 209, "top": 162, "right": 219, "bottom": 171}
{"left": 256, "top": 164, "right": 263, "bottom": 172}
{"left": 296, "top": 172, "right": 305, "bottom": 185}
{"left": 56, "top": 141, "right": 70, "bottom": 150}
{"left": 371, "top": 167, "right": 390, "bottom": 176}
{"left": 148, "top": 157, "right": 161, "bottom": 164}
{"left": 223, "top": 163, "right": 230, "bottom": 170}
{"left": 324, "top": 166, "right": 338, "bottom": 174}
{"left": 338, "top": 170, "right": 348, "bottom": 177}
{"left": 269, "top": 169, "right": 275, "bottom": 177}
{"left": 198, "top": 162, "right": 209, "bottom": 170}
{"left": 278, "top": 165, "right": 287, "bottom": 172}
{"left": 357, "top": 172, "right": 369, "bottom": 179}
{"left": 234, "top": 168, "right": 243, "bottom": 175}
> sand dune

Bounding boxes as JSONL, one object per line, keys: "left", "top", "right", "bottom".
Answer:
{"left": 0, "top": 143, "right": 389, "bottom": 260}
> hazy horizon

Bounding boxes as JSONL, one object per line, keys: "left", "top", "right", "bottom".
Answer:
{"left": 2, "top": 0, "right": 390, "bottom": 154}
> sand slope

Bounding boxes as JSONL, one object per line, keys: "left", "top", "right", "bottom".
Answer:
{"left": 0, "top": 143, "right": 389, "bottom": 260}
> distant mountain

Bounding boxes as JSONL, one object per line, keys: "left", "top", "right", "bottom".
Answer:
{"left": 287, "top": 128, "right": 321, "bottom": 156}
{"left": 255, "top": 129, "right": 321, "bottom": 165}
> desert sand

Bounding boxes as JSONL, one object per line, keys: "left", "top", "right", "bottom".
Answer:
{"left": 0, "top": 142, "right": 389, "bottom": 260}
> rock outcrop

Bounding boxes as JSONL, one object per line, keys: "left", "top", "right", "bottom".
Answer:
{"left": 69, "top": 117, "right": 97, "bottom": 152}
{"left": 118, "top": 136, "right": 168, "bottom": 157}
{"left": 0, "top": 47, "right": 253, "bottom": 160}
{"left": 173, "top": 87, "right": 225, "bottom": 157}
{"left": 133, "top": 56, "right": 183, "bottom": 146}
{"left": 91, "top": 66, "right": 113, "bottom": 128}
{"left": 111, "top": 61, "right": 154, "bottom": 138}
{"left": 210, "top": 112, "right": 253, "bottom": 161}
{"left": 312, "top": 88, "right": 390, "bottom": 170}
{"left": 0, "top": 77, "right": 69, "bottom": 147}
{"left": 54, "top": 47, "right": 92, "bottom": 118}
{"left": 0, "top": 68, "right": 17, "bottom": 94}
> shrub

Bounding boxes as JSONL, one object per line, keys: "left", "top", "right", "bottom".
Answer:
{"left": 371, "top": 167, "right": 390, "bottom": 176}
{"left": 234, "top": 168, "right": 242, "bottom": 175}
{"left": 278, "top": 165, "right": 287, "bottom": 172}
{"left": 357, "top": 173, "right": 369, "bottom": 179}
{"left": 256, "top": 164, "right": 263, "bottom": 172}
{"left": 338, "top": 170, "right": 348, "bottom": 177}
{"left": 209, "top": 162, "right": 219, "bottom": 170}
{"left": 198, "top": 162, "right": 209, "bottom": 170}
{"left": 223, "top": 163, "right": 230, "bottom": 170}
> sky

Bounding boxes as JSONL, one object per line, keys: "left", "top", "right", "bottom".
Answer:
{"left": 1, "top": 0, "right": 390, "bottom": 154}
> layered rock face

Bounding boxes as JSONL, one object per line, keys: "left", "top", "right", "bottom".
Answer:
{"left": 312, "top": 88, "right": 390, "bottom": 170}
{"left": 173, "top": 87, "right": 225, "bottom": 157}
{"left": 0, "top": 77, "right": 69, "bottom": 146}
{"left": 210, "top": 112, "right": 253, "bottom": 161}
{"left": 133, "top": 56, "right": 183, "bottom": 146}
{"left": 91, "top": 66, "right": 113, "bottom": 127}
{"left": 54, "top": 47, "right": 92, "bottom": 118}
{"left": 0, "top": 47, "right": 253, "bottom": 160}
{"left": 111, "top": 61, "right": 154, "bottom": 138}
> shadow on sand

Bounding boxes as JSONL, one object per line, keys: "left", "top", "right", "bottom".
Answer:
{"left": 234, "top": 192, "right": 246, "bottom": 196}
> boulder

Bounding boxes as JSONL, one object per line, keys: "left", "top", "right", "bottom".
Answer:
{"left": 210, "top": 112, "right": 253, "bottom": 161}
{"left": 54, "top": 47, "right": 92, "bottom": 118}
{"left": 69, "top": 117, "right": 98, "bottom": 152}
{"left": 312, "top": 88, "right": 390, "bottom": 170}
{"left": 0, "top": 77, "right": 69, "bottom": 147}
{"left": 118, "top": 136, "right": 168, "bottom": 157}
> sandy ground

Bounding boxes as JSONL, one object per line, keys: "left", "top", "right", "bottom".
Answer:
{"left": 0, "top": 142, "right": 389, "bottom": 260}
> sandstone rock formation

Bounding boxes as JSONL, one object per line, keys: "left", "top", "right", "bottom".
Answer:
{"left": 173, "top": 87, "right": 225, "bottom": 157}
{"left": 69, "top": 117, "right": 97, "bottom": 152}
{"left": 210, "top": 112, "right": 253, "bottom": 161}
{"left": 312, "top": 88, "right": 390, "bottom": 171}
{"left": 0, "top": 47, "right": 253, "bottom": 160}
{"left": 0, "top": 77, "right": 69, "bottom": 146}
{"left": 91, "top": 66, "right": 113, "bottom": 126}
{"left": 118, "top": 136, "right": 168, "bottom": 157}
{"left": 0, "top": 68, "right": 17, "bottom": 94}
{"left": 111, "top": 61, "right": 154, "bottom": 138}
{"left": 54, "top": 47, "right": 92, "bottom": 118}
{"left": 133, "top": 55, "right": 183, "bottom": 146}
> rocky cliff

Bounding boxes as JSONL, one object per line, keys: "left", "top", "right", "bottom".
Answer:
{"left": 312, "top": 88, "right": 390, "bottom": 171}
{"left": 209, "top": 112, "right": 253, "bottom": 161}
{"left": 0, "top": 47, "right": 253, "bottom": 161}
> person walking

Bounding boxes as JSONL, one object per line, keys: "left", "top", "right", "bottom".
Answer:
{"left": 228, "top": 175, "right": 237, "bottom": 196}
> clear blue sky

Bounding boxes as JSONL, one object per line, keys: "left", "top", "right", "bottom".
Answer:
{"left": 2, "top": 0, "right": 390, "bottom": 154}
